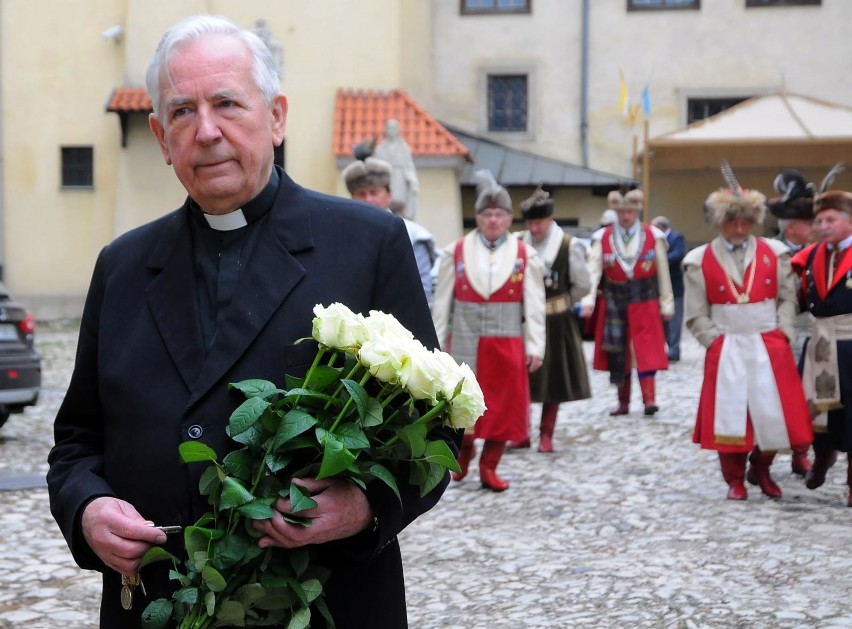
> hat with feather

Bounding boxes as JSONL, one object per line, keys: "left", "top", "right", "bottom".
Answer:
{"left": 606, "top": 190, "right": 624, "bottom": 211}
{"left": 704, "top": 159, "right": 767, "bottom": 227}
{"left": 813, "top": 163, "right": 852, "bottom": 215}
{"left": 767, "top": 169, "right": 815, "bottom": 221}
{"left": 342, "top": 137, "right": 392, "bottom": 195}
{"left": 519, "top": 186, "right": 554, "bottom": 219}
{"left": 623, "top": 189, "right": 644, "bottom": 212}
{"left": 474, "top": 169, "right": 512, "bottom": 213}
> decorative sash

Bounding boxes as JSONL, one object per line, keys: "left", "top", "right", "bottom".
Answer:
{"left": 710, "top": 300, "right": 790, "bottom": 450}
{"left": 802, "top": 313, "right": 852, "bottom": 431}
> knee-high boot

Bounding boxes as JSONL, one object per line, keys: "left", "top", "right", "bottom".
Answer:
{"left": 745, "top": 447, "right": 782, "bottom": 498}
{"left": 479, "top": 440, "right": 509, "bottom": 492}
{"left": 719, "top": 452, "right": 748, "bottom": 500}
{"left": 791, "top": 444, "right": 812, "bottom": 476}
{"left": 805, "top": 443, "right": 838, "bottom": 490}
{"left": 538, "top": 403, "right": 559, "bottom": 453}
{"left": 639, "top": 376, "right": 658, "bottom": 416}
{"left": 610, "top": 380, "right": 631, "bottom": 416}
{"left": 452, "top": 434, "right": 476, "bottom": 482}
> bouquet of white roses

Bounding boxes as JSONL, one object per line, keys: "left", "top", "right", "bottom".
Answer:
{"left": 140, "top": 303, "right": 485, "bottom": 629}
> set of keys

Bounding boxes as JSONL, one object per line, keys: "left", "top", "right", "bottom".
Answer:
{"left": 120, "top": 524, "right": 182, "bottom": 610}
{"left": 120, "top": 573, "right": 146, "bottom": 611}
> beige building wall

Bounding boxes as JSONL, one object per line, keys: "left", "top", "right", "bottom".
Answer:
{"left": 431, "top": 0, "right": 852, "bottom": 180}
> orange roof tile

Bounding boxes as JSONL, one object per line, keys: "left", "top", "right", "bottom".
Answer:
{"left": 106, "top": 87, "right": 152, "bottom": 113}
{"left": 334, "top": 88, "right": 471, "bottom": 159}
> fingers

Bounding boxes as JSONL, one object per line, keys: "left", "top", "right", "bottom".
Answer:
{"left": 81, "top": 497, "right": 167, "bottom": 574}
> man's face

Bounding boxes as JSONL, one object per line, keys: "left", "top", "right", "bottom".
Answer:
{"left": 617, "top": 208, "right": 638, "bottom": 229}
{"left": 526, "top": 216, "right": 553, "bottom": 243}
{"left": 815, "top": 209, "right": 852, "bottom": 246}
{"left": 352, "top": 185, "right": 393, "bottom": 209}
{"left": 720, "top": 217, "right": 754, "bottom": 245}
{"left": 148, "top": 34, "right": 288, "bottom": 215}
{"left": 785, "top": 219, "right": 815, "bottom": 246}
{"left": 476, "top": 207, "right": 513, "bottom": 242}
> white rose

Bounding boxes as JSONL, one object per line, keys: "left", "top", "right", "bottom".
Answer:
{"left": 312, "top": 303, "right": 368, "bottom": 351}
{"left": 400, "top": 347, "right": 444, "bottom": 401}
{"left": 447, "top": 362, "right": 486, "bottom": 430}
{"left": 358, "top": 335, "right": 418, "bottom": 384}
{"left": 363, "top": 310, "right": 415, "bottom": 345}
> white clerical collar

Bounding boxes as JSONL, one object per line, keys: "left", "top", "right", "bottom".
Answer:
{"left": 203, "top": 209, "right": 248, "bottom": 232}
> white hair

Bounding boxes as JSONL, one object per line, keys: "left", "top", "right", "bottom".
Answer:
{"left": 145, "top": 15, "right": 280, "bottom": 119}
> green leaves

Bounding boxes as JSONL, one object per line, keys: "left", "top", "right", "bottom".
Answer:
{"left": 143, "top": 337, "right": 461, "bottom": 629}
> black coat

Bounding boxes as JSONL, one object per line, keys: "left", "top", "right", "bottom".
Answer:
{"left": 47, "top": 168, "right": 455, "bottom": 628}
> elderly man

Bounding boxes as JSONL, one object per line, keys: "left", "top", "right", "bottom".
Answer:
{"left": 791, "top": 184, "right": 852, "bottom": 506}
{"left": 432, "top": 170, "right": 545, "bottom": 491}
{"left": 580, "top": 189, "right": 673, "bottom": 416}
{"left": 685, "top": 171, "right": 812, "bottom": 500}
{"left": 512, "top": 186, "right": 591, "bottom": 452}
{"left": 341, "top": 155, "right": 436, "bottom": 304}
{"left": 46, "top": 15, "right": 455, "bottom": 628}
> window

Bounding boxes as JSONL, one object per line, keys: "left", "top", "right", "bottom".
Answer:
{"left": 61, "top": 146, "right": 93, "bottom": 188}
{"left": 746, "top": 0, "right": 819, "bottom": 6}
{"left": 686, "top": 97, "right": 747, "bottom": 124}
{"left": 628, "top": 0, "right": 699, "bottom": 10}
{"left": 488, "top": 75, "right": 527, "bottom": 132}
{"left": 461, "top": 0, "right": 531, "bottom": 15}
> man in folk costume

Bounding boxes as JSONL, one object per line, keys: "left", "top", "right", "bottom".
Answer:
{"left": 580, "top": 189, "right": 673, "bottom": 416}
{"left": 790, "top": 166, "right": 852, "bottom": 505}
{"left": 767, "top": 168, "right": 817, "bottom": 477}
{"left": 684, "top": 162, "right": 812, "bottom": 501}
{"left": 432, "top": 170, "right": 546, "bottom": 491}
{"left": 510, "top": 186, "right": 592, "bottom": 452}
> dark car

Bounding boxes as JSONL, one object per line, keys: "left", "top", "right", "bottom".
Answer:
{"left": 0, "top": 282, "right": 40, "bottom": 429}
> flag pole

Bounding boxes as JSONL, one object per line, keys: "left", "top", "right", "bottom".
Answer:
{"left": 642, "top": 119, "right": 650, "bottom": 224}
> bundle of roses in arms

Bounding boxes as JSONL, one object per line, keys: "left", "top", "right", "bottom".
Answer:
{"left": 140, "top": 302, "right": 485, "bottom": 629}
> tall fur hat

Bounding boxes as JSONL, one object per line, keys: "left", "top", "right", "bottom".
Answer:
{"left": 607, "top": 190, "right": 624, "bottom": 210}
{"left": 342, "top": 157, "right": 392, "bottom": 194}
{"left": 813, "top": 163, "right": 852, "bottom": 215}
{"left": 519, "top": 186, "right": 554, "bottom": 219}
{"left": 474, "top": 169, "right": 512, "bottom": 212}
{"left": 623, "top": 189, "right": 644, "bottom": 212}
{"left": 767, "top": 169, "right": 815, "bottom": 221}
{"left": 703, "top": 159, "right": 766, "bottom": 227}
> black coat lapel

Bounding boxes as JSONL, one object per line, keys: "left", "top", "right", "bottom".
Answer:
{"left": 145, "top": 209, "right": 206, "bottom": 391}
{"left": 186, "top": 170, "right": 314, "bottom": 408}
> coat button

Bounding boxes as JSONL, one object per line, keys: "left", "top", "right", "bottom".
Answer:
{"left": 187, "top": 425, "right": 203, "bottom": 439}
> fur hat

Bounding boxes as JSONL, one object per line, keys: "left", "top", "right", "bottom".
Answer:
{"left": 622, "top": 189, "right": 644, "bottom": 212}
{"left": 767, "top": 169, "right": 815, "bottom": 221}
{"left": 814, "top": 191, "right": 852, "bottom": 215}
{"left": 474, "top": 169, "right": 512, "bottom": 212}
{"left": 704, "top": 160, "right": 766, "bottom": 227}
{"left": 606, "top": 190, "right": 624, "bottom": 210}
{"left": 342, "top": 157, "right": 392, "bottom": 194}
{"left": 519, "top": 186, "right": 554, "bottom": 219}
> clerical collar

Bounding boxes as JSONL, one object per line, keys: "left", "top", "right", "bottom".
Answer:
{"left": 479, "top": 232, "right": 507, "bottom": 251}
{"left": 192, "top": 168, "right": 280, "bottom": 231}
{"left": 723, "top": 238, "right": 748, "bottom": 251}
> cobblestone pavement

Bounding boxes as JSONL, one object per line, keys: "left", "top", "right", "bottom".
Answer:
{"left": 2, "top": 321, "right": 851, "bottom": 628}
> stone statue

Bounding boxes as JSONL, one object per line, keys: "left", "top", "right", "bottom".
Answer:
{"left": 374, "top": 119, "right": 419, "bottom": 219}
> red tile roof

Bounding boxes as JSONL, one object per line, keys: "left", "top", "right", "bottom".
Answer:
{"left": 106, "top": 87, "right": 152, "bottom": 113}
{"left": 334, "top": 89, "right": 471, "bottom": 159}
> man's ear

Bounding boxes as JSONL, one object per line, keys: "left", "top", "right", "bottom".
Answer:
{"left": 270, "top": 93, "right": 288, "bottom": 147}
{"left": 148, "top": 114, "right": 172, "bottom": 166}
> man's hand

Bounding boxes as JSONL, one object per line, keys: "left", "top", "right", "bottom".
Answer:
{"left": 581, "top": 303, "right": 594, "bottom": 318}
{"left": 253, "top": 477, "right": 374, "bottom": 549}
{"left": 81, "top": 497, "right": 167, "bottom": 575}
{"left": 527, "top": 355, "right": 543, "bottom": 373}
{"left": 662, "top": 312, "right": 674, "bottom": 322}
